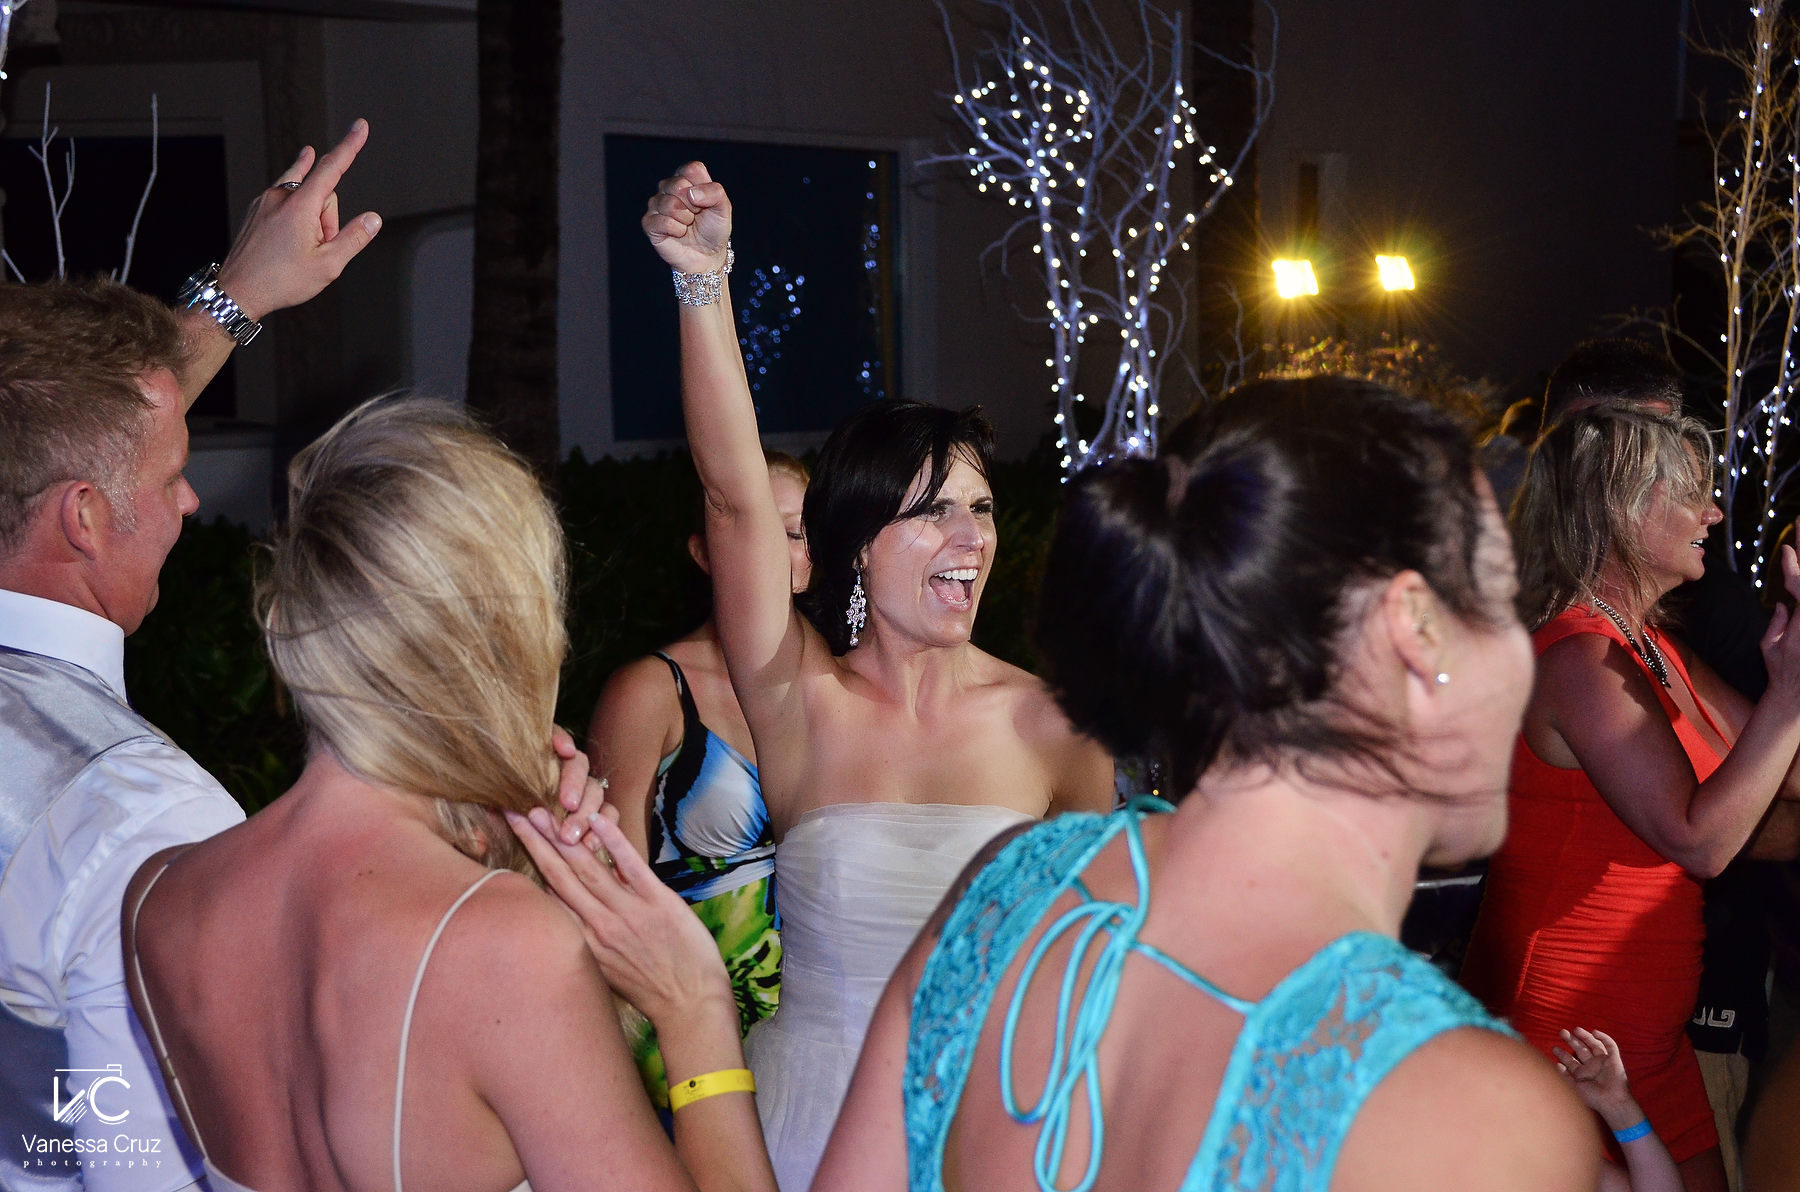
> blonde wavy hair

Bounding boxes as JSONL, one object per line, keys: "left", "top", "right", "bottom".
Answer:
{"left": 1512, "top": 404, "right": 1714, "bottom": 630}
{"left": 258, "top": 396, "right": 567, "bottom": 876}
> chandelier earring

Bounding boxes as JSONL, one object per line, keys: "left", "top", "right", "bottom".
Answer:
{"left": 846, "top": 566, "right": 868, "bottom": 647}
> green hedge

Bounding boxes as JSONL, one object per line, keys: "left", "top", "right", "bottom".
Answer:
{"left": 125, "top": 447, "right": 1066, "bottom": 814}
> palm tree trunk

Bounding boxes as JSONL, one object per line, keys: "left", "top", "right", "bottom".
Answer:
{"left": 467, "top": 0, "right": 561, "bottom": 474}
{"left": 1187, "top": 0, "right": 1262, "bottom": 402}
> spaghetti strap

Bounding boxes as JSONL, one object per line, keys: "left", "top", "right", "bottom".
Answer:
{"left": 126, "top": 854, "right": 211, "bottom": 1161}
{"left": 652, "top": 650, "right": 703, "bottom": 742}
{"left": 393, "top": 868, "right": 509, "bottom": 1192}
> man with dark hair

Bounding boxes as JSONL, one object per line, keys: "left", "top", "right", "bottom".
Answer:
{"left": 0, "top": 123, "right": 381, "bottom": 1192}
{"left": 1541, "top": 336, "right": 1687, "bottom": 429}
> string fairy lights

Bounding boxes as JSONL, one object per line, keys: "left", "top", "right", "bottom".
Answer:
{"left": 736, "top": 265, "right": 804, "bottom": 398}
{"left": 931, "top": 0, "right": 1274, "bottom": 475}
{"left": 0, "top": 0, "right": 27, "bottom": 84}
{"left": 1686, "top": 1, "right": 1800, "bottom": 586}
{"left": 859, "top": 157, "right": 889, "bottom": 400}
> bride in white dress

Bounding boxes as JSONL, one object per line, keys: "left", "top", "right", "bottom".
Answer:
{"left": 643, "top": 164, "right": 1115, "bottom": 1190}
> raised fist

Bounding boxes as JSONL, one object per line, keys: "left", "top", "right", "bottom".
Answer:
{"left": 642, "top": 161, "right": 732, "bottom": 276}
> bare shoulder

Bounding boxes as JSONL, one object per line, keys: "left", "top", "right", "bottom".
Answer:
{"left": 1537, "top": 629, "right": 1684, "bottom": 748}
{"left": 966, "top": 649, "right": 1065, "bottom": 735}
{"left": 593, "top": 654, "right": 681, "bottom": 718}
{"left": 121, "top": 842, "right": 198, "bottom": 945}
{"left": 1534, "top": 632, "right": 1665, "bottom": 729}
{"left": 767, "top": 609, "right": 850, "bottom": 700}
{"left": 1338, "top": 1027, "right": 1598, "bottom": 1192}
{"left": 587, "top": 653, "right": 684, "bottom": 757}
{"left": 405, "top": 869, "right": 666, "bottom": 1172}
{"left": 970, "top": 651, "right": 1113, "bottom": 810}
{"left": 124, "top": 842, "right": 188, "bottom": 905}
{"left": 426, "top": 872, "right": 603, "bottom": 1009}
{"left": 1536, "top": 630, "right": 1642, "bottom": 698}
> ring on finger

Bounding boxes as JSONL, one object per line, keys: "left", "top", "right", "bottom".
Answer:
{"left": 276, "top": 180, "right": 302, "bottom": 191}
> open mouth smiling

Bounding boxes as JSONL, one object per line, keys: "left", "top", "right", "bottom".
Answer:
{"left": 928, "top": 567, "right": 978, "bottom": 607}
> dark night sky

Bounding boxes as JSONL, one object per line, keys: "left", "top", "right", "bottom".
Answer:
{"left": 1260, "top": 0, "right": 1739, "bottom": 396}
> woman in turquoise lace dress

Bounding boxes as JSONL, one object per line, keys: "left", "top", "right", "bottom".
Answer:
{"left": 805, "top": 379, "right": 1606, "bottom": 1190}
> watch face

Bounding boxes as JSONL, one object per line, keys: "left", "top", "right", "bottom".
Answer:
{"left": 180, "top": 265, "right": 221, "bottom": 304}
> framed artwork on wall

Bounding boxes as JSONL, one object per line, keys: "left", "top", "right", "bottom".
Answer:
{"left": 604, "top": 133, "right": 901, "bottom": 444}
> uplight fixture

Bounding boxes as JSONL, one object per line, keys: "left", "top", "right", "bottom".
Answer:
{"left": 1272, "top": 259, "right": 1319, "bottom": 299}
{"left": 1376, "top": 255, "right": 1416, "bottom": 292}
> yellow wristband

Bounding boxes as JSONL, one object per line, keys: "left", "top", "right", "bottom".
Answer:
{"left": 667, "top": 1067, "right": 756, "bottom": 1111}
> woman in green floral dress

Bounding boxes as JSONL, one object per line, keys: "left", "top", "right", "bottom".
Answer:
{"left": 586, "top": 454, "right": 809, "bottom": 1107}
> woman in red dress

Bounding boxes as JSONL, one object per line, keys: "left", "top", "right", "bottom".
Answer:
{"left": 1462, "top": 405, "right": 1800, "bottom": 1192}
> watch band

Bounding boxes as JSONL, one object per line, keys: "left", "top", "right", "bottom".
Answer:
{"left": 178, "top": 263, "right": 263, "bottom": 347}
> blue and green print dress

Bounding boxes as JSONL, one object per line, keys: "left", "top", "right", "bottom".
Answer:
{"left": 628, "top": 652, "right": 781, "bottom": 1107}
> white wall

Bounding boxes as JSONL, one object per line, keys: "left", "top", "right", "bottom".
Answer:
{"left": 321, "top": 18, "right": 477, "bottom": 220}
{"left": 407, "top": 219, "right": 474, "bottom": 403}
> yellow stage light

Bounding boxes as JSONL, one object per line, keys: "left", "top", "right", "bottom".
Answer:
{"left": 1272, "top": 259, "right": 1319, "bottom": 299}
{"left": 1376, "top": 255, "right": 1416, "bottom": 292}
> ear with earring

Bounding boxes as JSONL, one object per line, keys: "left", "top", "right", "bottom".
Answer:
{"left": 846, "top": 565, "right": 867, "bottom": 647}
{"left": 1414, "top": 609, "right": 1450, "bottom": 687}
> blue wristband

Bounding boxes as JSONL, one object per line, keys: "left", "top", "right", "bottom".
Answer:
{"left": 1613, "top": 1119, "right": 1653, "bottom": 1144}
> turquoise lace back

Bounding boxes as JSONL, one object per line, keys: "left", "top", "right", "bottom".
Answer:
{"left": 903, "top": 802, "right": 1512, "bottom": 1191}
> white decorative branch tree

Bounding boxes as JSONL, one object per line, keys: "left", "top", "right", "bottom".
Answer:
{"left": 1, "top": 0, "right": 159, "bottom": 286}
{"left": 30, "top": 85, "right": 75, "bottom": 280}
{"left": 933, "top": 0, "right": 1273, "bottom": 472}
{"left": 0, "top": 0, "right": 28, "bottom": 84}
{"left": 1666, "top": 0, "right": 1800, "bottom": 586}
{"left": 0, "top": 0, "right": 28, "bottom": 280}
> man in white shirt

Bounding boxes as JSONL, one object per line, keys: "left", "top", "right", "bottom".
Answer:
{"left": 0, "top": 123, "right": 382, "bottom": 1192}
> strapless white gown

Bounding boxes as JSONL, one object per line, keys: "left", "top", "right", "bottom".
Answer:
{"left": 744, "top": 801, "right": 1033, "bottom": 1191}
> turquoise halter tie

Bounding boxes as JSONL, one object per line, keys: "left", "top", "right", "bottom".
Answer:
{"left": 995, "top": 798, "right": 1244, "bottom": 1192}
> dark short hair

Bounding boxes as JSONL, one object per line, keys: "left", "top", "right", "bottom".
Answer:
{"left": 0, "top": 278, "right": 186, "bottom": 553}
{"left": 1541, "top": 338, "right": 1684, "bottom": 433}
{"left": 1036, "top": 377, "right": 1497, "bottom": 795}
{"left": 796, "top": 400, "right": 995, "bottom": 654}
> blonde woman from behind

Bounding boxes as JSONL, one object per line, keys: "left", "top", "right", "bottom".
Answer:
{"left": 123, "top": 397, "right": 775, "bottom": 1192}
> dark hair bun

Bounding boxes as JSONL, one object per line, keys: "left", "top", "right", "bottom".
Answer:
{"left": 1036, "top": 377, "right": 1489, "bottom": 793}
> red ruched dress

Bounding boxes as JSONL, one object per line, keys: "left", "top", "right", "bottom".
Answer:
{"left": 1461, "top": 605, "right": 1725, "bottom": 1163}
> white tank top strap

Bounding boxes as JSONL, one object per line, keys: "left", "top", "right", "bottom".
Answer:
{"left": 393, "top": 868, "right": 511, "bottom": 1192}
{"left": 126, "top": 854, "right": 212, "bottom": 1162}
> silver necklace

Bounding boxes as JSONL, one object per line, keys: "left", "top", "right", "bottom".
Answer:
{"left": 1590, "top": 597, "right": 1671, "bottom": 688}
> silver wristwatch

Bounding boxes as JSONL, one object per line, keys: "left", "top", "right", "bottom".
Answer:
{"left": 178, "top": 263, "right": 263, "bottom": 346}
{"left": 671, "top": 245, "right": 734, "bottom": 306}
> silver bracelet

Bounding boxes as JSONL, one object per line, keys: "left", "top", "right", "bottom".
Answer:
{"left": 672, "top": 245, "right": 734, "bottom": 306}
